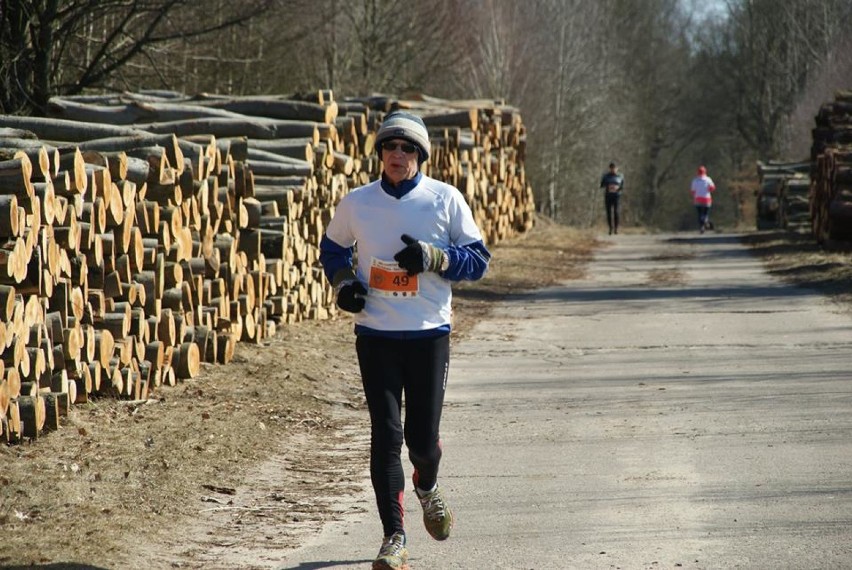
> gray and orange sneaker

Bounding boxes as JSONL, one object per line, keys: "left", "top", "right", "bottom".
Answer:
{"left": 415, "top": 484, "right": 454, "bottom": 541}
{"left": 372, "top": 531, "right": 409, "bottom": 570}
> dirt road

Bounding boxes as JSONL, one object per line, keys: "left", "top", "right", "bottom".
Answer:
{"left": 278, "top": 232, "right": 852, "bottom": 569}
{"left": 0, "top": 220, "right": 593, "bottom": 570}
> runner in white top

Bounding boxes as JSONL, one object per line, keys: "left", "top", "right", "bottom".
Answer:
{"left": 325, "top": 174, "right": 483, "bottom": 332}
{"left": 319, "top": 111, "right": 491, "bottom": 570}
{"left": 690, "top": 165, "right": 716, "bottom": 233}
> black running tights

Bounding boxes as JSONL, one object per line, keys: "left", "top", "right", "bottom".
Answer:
{"left": 605, "top": 193, "right": 620, "bottom": 232}
{"left": 355, "top": 334, "right": 450, "bottom": 537}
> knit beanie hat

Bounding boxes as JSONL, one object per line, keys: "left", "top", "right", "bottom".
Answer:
{"left": 376, "top": 111, "right": 431, "bottom": 162}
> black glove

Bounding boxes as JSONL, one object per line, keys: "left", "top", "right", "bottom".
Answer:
{"left": 332, "top": 268, "right": 367, "bottom": 313}
{"left": 336, "top": 280, "right": 367, "bottom": 313}
{"left": 393, "top": 234, "right": 446, "bottom": 276}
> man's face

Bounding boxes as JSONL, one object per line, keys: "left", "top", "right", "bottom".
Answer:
{"left": 382, "top": 139, "right": 419, "bottom": 184}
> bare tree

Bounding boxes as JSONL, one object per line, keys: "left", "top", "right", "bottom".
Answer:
{"left": 453, "top": 0, "right": 533, "bottom": 102}
{"left": 707, "top": 0, "right": 848, "bottom": 158}
{"left": 0, "top": 0, "right": 272, "bottom": 115}
{"left": 782, "top": 4, "right": 852, "bottom": 158}
{"left": 541, "top": 1, "right": 613, "bottom": 223}
{"left": 510, "top": 0, "right": 611, "bottom": 224}
{"left": 609, "top": 0, "right": 697, "bottom": 223}
{"left": 507, "top": 0, "right": 697, "bottom": 227}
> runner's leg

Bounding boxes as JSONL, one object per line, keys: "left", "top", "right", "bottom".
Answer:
{"left": 605, "top": 195, "right": 614, "bottom": 233}
{"left": 357, "top": 335, "right": 406, "bottom": 537}
{"left": 612, "top": 194, "right": 620, "bottom": 234}
{"left": 403, "top": 334, "right": 450, "bottom": 492}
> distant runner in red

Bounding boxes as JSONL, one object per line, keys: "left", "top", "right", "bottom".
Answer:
{"left": 690, "top": 165, "right": 716, "bottom": 233}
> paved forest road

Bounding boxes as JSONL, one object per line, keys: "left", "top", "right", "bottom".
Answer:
{"left": 278, "top": 233, "right": 852, "bottom": 570}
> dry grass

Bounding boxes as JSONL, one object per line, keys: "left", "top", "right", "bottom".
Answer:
{"left": 646, "top": 268, "right": 688, "bottom": 286}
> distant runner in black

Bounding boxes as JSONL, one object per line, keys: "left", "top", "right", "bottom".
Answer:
{"left": 599, "top": 162, "right": 624, "bottom": 235}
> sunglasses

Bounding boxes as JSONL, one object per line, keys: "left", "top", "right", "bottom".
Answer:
{"left": 383, "top": 142, "right": 418, "bottom": 154}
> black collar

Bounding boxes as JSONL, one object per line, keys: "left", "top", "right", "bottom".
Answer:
{"left": 381, "top": 172, "right": 423, "bottom": 199}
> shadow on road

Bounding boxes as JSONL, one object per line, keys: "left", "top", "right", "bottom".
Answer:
{"left": 666, "top": 234, "right": 744, "bottom": 245}
{"left": 525, "top": 281, "right": 814, "bottom": 304}
{"left": 279, "top": 560, "right": 372, "bottom": 569}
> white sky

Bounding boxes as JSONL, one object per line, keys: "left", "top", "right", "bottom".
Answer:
{"left": 684, "top": 0, "right": 729, "bottom": 21}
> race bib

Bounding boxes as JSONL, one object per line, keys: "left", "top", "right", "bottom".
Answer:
{"left": 369, "top": 258, "right": 419, "bottom": 297}
{"left": 607, "top": 184, "right": 620, "bottom": 193}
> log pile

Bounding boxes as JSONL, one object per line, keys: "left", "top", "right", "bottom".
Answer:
{"left": 810, "top": 90, "right": 852, "bottom": 245}
{"left": 0, "top": 90, "right": 535, "bottom": 443}
{"left": 755, "top": 160, "right": 810, "bottom": 232}
{"left": 349, "top": 94, "right": 536, "bottom": 243}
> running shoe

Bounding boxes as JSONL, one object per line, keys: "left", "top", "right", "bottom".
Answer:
{"left": 415, "top": 484, "right": 454, "bottom": 541}
{"left": 372, "top": 531, "right": 408, "bottom": 570}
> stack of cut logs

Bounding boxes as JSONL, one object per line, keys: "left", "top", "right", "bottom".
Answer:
{"left": 810, "top": 90, "right": 852, "bottom": 245}
{"left": 755, "top": 160, "right": 810, "bottom": 231}
{"left": 0, "top": 90, "right": 535, "bottom": 443}
{"left": 345, "top": 94, "right": 536, "bottom": 243}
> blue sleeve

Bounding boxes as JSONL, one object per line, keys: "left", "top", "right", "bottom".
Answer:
{"left": 319, "top": 234, "right": 354, "bottom": 284}
{"left": 442, "top": 240, "right": 491, "bottom": 282}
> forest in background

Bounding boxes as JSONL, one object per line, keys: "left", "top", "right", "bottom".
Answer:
{"left": 2, "top": 0, "right": 852, "bottom": 231}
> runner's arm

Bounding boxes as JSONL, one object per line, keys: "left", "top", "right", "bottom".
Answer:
{"left": 441, "top": 240, "right": 491, "bottom": 282}
{"left": 319, "top": 234, "right": 355, "bottom": 284}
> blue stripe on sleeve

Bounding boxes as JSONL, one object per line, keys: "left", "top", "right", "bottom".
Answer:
{"left": 319, "top": 234, "right": 354, "bottom": 283}
{"left": 442, "top": 240, "right": 491, "bottom": 282}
